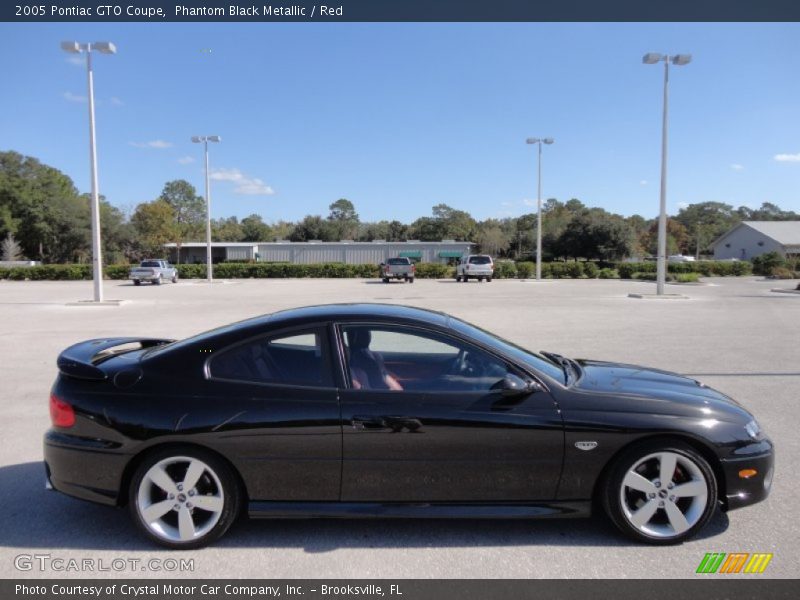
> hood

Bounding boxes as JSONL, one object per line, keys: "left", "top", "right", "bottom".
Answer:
{"left": 572, "top": 359, "right": 751, "bottom": 422}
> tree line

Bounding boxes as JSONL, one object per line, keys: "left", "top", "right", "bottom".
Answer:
{"left": 2, "top": 150, "right": 798, "bottom": 264}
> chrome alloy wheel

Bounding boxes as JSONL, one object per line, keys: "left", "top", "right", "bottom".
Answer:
{"left": 619, "top": 451, "right": 708, "bottom": 539}
{"left": 135, "top": 456, "right": 224, "bottom": 543}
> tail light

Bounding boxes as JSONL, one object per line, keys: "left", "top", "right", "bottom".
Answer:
{"left": 411, "top": 264, "right": 416, "bottom": 273}
{"left": 49, "top": 393, "right": 75, "bottom": 428}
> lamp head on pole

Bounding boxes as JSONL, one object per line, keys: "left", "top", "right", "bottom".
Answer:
{"left": 642, "top": 52, "right": 664, "bottom": 64}
{"left": 92, "top": 42, "right": 117, "bottom": 54}
{"left": 671, "top": 54, "right": 692, "bottom": 66}
{"left": 60, "top": 41, "right": 81, "bottom": 54}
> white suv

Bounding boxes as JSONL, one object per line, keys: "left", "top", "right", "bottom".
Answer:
{"left": 456, "top": 255, "right": 494, "bottom": 282}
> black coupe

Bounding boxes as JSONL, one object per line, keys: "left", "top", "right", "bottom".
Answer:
{"left": 45, "top": 304, "right": 774, "bottom": 548}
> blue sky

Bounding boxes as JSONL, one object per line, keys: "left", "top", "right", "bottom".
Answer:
{"left": 2, "top": 22, "right": 799, "bottom": 224}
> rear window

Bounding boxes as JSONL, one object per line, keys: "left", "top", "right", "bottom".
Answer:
{"left": 140, "top": 261, "right": 161, "bottom": 267}
{"left": 468, "top": 256, "right": 492, "bottom": 265}
{"left": 387, "top": 258, "right": 410, "bottom": 265}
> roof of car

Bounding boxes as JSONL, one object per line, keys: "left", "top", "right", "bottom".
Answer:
{"left": 269, "top": 303, "right": 450, "bottom": 327}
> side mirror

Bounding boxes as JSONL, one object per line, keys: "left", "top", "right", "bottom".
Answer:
{"left": 492, "top": 373, "right": 541, "bottom": 397}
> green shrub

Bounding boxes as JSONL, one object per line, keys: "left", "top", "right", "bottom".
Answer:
{"left": 752, "top": 251, "right": 785, "bottom": 275}
{"left": 633, "top": 272, "right": 675, "bottom": 282}
{"left": 413, "top": 263, "right": 449, "bottom": 279}
{"left": 564, "top": 262, "right": 584, "bottom": 279}
{"left": 494, "top": 261, "right": 517, "bottom": 279}
{"left": 770, "top": 266, "right": 795, "bottom": 279}
{"left": 598, "top": 268, "right": 619, "bottom": 279}
{"left": 582, "top": 262, "right": 599, "bottom": 279}
{"left": 548, "top": 262, "right": 568, "bottom": 279}
{"left": 617, "top": 263, "right": 638, "bottom": 279}
{"left": 516, "top": 262, "right": 534, "bottom": 279}
{"left": 675, "top": 273, "right": 699, "bottom": 283}
{"left": 105, "top": 264, "right": 132, "bottom": 280}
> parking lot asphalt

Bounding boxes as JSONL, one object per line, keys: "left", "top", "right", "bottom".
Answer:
{"left": 0, "top": 276, "right": 797, "bottom": 579}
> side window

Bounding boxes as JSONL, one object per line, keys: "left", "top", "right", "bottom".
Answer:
{"left": 342, "top": 325, "right": 509, "bottom": 392}
{"left": 209, "top": 328, "right": 332, "bottom": 387}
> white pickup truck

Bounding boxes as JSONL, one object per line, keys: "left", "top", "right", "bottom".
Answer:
{"left": 130, "top": 259, "right": 178, "bottom": 286}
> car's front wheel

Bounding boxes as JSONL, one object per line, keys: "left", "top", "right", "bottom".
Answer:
{"left": 602, "top": 439, "right": 717, "bottom": 545}
{"left": 129, "top": 448, "right": 241, "bottom": 549}
{"left": 171, "top": 274, "right": 178, "bottom": 283}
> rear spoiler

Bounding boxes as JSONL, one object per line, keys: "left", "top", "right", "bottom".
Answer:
{"left": 57, "top": 337, "right": 174, "bottom": 380}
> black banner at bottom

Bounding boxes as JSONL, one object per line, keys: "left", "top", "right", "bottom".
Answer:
{"left": 3, "top": 580, "right": 798, "bottom": 600}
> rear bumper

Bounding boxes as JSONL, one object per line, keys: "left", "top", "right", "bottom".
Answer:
{"left": 720, "top": 439, "right": 774, "bottom": 511}
{"left": 43, "top": 430, "right": 128, "bottom": 506}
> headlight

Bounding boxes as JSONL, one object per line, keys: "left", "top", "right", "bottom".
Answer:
{"left": 745, "top": 419, "right": 761, "bottom": 440}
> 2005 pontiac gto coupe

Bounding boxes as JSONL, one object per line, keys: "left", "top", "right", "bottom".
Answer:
{"left": 45, "top": 304, "right": 773, "bottom": 548}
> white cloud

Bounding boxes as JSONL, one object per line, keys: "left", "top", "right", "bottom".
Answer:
{"left": 522, "top": 198, "right": 536, "bottom": 207}
{"left": 500, "top": 201, "right": 512, "bottom": 207}
{"left": 774, "top": 153, "right": 800, "bottom": 163}
{"left": 129, "top": 140, "right": 173, "bottom": 149}
{"left": 110, "top": 96, "right": 124, "bottom": 106}
{"left": 65, "top": 56, "right": 83, "bottom": 67}
{"left": 677, "top": 202, "right": 689, "bottom": 209}
{"left": 210, "top": 167, "right": 275, "bottom": 195}
{"left": 639, "top": 180, "right": 648, "bottom": 185}
{"left": 177, "top": 156, "right": 195, "bottom": 165}
{"left": 62, "top": 91, "right": 86, "bottom": 103}
{"left": 730, "top": 163, "right": 744, "bottom": 170}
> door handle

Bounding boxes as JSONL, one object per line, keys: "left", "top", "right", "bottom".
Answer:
{"left": 351, "top": 415, "right": 423, "bottom": 432}
{"left": 351, "top": 415, "right": 385, "bottom": 430}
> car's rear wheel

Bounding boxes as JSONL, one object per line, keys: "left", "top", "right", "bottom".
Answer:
{"left": 153, "top": 275, "right": 161, "bottom": 285}
{"left": 487, "top": 277, "right": 492, "bottom": 282}
{"left": 171, "top": 274, "right": 178, "bottom": 283}
{"left": 603, "top": 440, "right": 717, "bottom": 545}
{"left": 409, "top": 277, "right": 415, "bottom": 283}
{"left": 382, "top": 277, "right": 389, "bottom": 283}
{"left": 455, "top": 275, "right": 461, "bottom": 282}
{"left": 129, "top": 448, "right": 241, "bottom": 549}
{"left": 133, "top": 280, "right": 141, "bottom": 286}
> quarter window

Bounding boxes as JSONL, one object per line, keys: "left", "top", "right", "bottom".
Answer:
{"left": 209, "top": 328, "right": 332, "bottom": 387}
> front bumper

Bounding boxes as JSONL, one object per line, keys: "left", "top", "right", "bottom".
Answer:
{"left": 719, "top": 439, "right": 774, "bottom": 511}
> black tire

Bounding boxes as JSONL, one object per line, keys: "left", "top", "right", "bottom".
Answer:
{"left": 463, "top": 276, "right": 469, "bottom": 282}
{"left": 133, "top": 280, "right": 141, "bottom": 286}
{"left": 129, "top": 446, "right": 241, "bottom": 549}
{"left": 602, "top": 439, "right": 717, "bottom": 545}
{"left": 409, "top": 277, "right": 415, "bottom": 284}
{"left": 382, "top": 278, "right": 390, "bottom": 284}
{"left": 487, "top": 277, "right": 492, "bottom": 282}
{"left": 153, "top": 275, "right": 161, "bottom": 286}
{"left": 479, "top": 277, "right": 484, "bottom": 282}
{"left": 171, "top": 274, "right": 178, "bottom": 283}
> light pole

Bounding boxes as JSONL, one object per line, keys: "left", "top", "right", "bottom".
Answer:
{"left": 61, "top": 41, "right": 116, "bottom": 302}
{"left": 526, "top": 137, "right": 554, "bottom": 281}
{"left": 191, "top": 135, "right": 221, "bottom": 283}
{"left": 643, "top": 52, "right": 691, "bottom": 295}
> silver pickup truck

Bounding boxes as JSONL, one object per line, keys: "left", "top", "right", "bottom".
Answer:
{"left": 380, "top": 257, "right": 416, "bottom": 283}
{"left": 130, "top": 259, "right": 178, "bottom": 286}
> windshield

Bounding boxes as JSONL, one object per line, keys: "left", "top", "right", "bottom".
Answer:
{"left": 447, "top": 316, "right": 564, "bottom": 382}
{"left": 469, "top": 256, "right": 492, "bottom": 265}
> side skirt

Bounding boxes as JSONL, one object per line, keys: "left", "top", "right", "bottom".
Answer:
{"left": 248, "top": 501, "right": 591, "bottom": 519}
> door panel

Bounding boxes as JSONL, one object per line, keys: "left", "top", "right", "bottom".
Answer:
{"left": 205, "top": 325, "right": 341, "bottom": 501}
{"left": 340, "top": 389, "right": 563, "bottom": 502}
{"left": 337, "top": 324, "right": 564, "bottom": 502}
